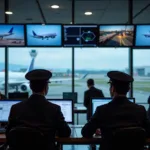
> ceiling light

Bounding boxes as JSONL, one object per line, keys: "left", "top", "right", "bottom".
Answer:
{"left": 84, "top": 12, "right": 92, "bottom": 15}
{"left": 51, "top": 5, "right": 59, "bottom": 9}
{"left": 5, "top": 11, "right": 13, "bottom": 15}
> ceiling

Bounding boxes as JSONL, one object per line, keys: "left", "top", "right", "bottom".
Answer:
{"left": 0, "top": 0, "right": 150, "bottom": 24}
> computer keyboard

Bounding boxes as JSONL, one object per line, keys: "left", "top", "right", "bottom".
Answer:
{"left": 0, "top": 128, "right": 6, "bottom": 134}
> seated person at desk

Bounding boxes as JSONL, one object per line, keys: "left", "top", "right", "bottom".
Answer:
{"left": 82, "top": 71, "right": 150, "bottom": 150}
{"left": 84, "top": 79, "right": 104, "bottom": 121}
{"left": 6, "top": 69, "right": 71, "bottom": 149}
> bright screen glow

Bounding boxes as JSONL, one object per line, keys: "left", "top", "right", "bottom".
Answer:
{"left": 0, "top": 101, "right": 20, "bottom": 122}
{"left": 0, "top": 25, "right": 25, "bottom": 46}
{"left": 26, "top": 25, "right": 62, "bottom": 46}
{"left": 48, "top": 99, "right": 73, "bottom": 123}
{"left": 99, "top": 25, "right": 134, "bottom": 47}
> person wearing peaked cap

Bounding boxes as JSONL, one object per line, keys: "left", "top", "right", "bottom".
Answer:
{"left": 82, "top": 71, "right": 150, "bottom": 150}
{"left": 6, "top": 69, "right": 71, "bottom": 150}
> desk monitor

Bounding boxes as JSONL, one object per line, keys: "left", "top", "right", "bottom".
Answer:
{"left": 99, "top": 25, "right": 135, "bottom": 47}
{"left": 0, "top": 100, "right": 21, "bottom": 122}
{"left": 63, "top": 92, "right": 77, "bottom": 103}
{"left": 26, "top": 24, "right": 62, "bottom": 46}
{"left": 91, "top": 97, "right": 135, "bottom": 116}
{"left": 135, "top": 25, "right": 150, "bottom": 46}
{"left": 0, "top": 24, "right": 25, "bottom": 46}
{"left": 63, "top": 25, "right": 98, "bottom": 47}
{"left": 8, "top": 92, "right": 29, "bottom": 100}
{"left": 48, "top": 99, "right": 73, "bottom": 124}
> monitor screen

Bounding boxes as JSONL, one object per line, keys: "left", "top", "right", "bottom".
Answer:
{"left": 91, "top": 98, "right": 135, "bottom": 115}
{"left": 135, "top": 25, "right": 150, "bottom": 46}
{"left": 99, "top": 25, "right": 134, "bottom": 47}
{"left": 48, "top": 99, "right": 73, "bottom": 123}
{"left": 9, "top": 92, "right": 29, "bottom": 100}
{"left": 26, "top": 24, "right": 62, "bottom": 46}
{"left": 63, "top": 92, "right": 77, "bottom": 103}
{"left": 63, "top": 25, "right": 98, "bottom": 47}
{"left": 0, "top": 100, "right": 20, "bottom": 122}
{"left": 0, "top": 24, "right": 25, "bottom": 46}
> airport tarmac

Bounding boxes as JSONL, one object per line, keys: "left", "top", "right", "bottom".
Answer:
{"left": 0, "top": 39, "right": 24, "bottom": 45}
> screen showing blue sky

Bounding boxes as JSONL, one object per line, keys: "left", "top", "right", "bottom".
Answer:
{"left": 100, "top": 25, "right": 134, "bottom": 31}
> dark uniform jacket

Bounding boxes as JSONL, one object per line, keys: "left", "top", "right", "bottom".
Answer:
{"left": 82, "top": 96, "right": 150, "bottom": 150}
{"left": 6, "top": 94, "right": 71, "bottom": 150}
{"left": 84, "top": 86, "right": 104, "bottom": 120}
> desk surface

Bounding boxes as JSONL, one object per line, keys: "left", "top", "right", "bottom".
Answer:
{"left": 1, "top": 126, "right": 150, "bottom": 145}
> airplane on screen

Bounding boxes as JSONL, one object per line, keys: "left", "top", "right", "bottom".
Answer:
{"left": 32, "top": 31, "right": 57, "bottom": 40}
{"left": 143, "top": 32, "right": 150, "bottom": 37}
{"left": 0, "top": 27, "right": 14, "bottom": 40}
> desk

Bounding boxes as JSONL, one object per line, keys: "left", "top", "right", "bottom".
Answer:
{"left": 74, "top": 106, "right": 87, "bottom": 124}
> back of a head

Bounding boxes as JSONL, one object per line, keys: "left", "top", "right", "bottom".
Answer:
{"left": 107, "top": 71, "right": 134, "bottom": 95}
{"left": 87, "top": 79, "right": 94, "bottom": 86}
{"left": 25, "top": 69, "right": 52, "bottom": 93}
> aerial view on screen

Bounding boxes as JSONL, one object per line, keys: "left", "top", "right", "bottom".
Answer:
{"left": 99, "top": 25, "right": 134, "bottom": 46}
{"left": 136, "top": 25, "right": 150, "bottom": 46}
{"left": 0, "top": 25, "right": 25, "bottom": 46}
{"left": 26, "top": 25, "right": 62, "bottom": 46}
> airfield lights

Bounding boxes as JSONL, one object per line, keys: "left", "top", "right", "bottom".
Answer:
{"left": 5, "top": 11, "right": 13, "bottom": 15}
{"left": 51, "top": 5, "right": 59, "bottom": 9}
{"left": 84, "top": 12, "right": 92, "bottom": 15}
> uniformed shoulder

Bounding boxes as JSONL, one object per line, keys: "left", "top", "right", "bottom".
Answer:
{"left": 96, "top": 103, "right": 109, "bottom": 112}
{"left": 47, "top": 101, "right": 61, "bottom": 110}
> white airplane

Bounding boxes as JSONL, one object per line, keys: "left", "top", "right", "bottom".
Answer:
{"left": 143, "top": 31, "right": 150, "bottom": 37}
{"left": 32, "top": 30, "right": 57, "bottom": 40}
{"left": 0, "top": 27, "right": 14, "bottom": 40}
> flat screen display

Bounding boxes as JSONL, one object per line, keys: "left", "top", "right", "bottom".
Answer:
{"left": 0, "top": 100, "right": 21, "bottom": 122}
{"left": 63, "top": 92, "right": 77, "bottom": 103}
{"left": 91, "top": 98, "right": 135, "bottom": 115}
{"left": 63, "top": 25, "right": 98, "bottom": 47}
{"left": 48, "top": 99, "right": 73, "bottom": 123}
{"left": 135, "top": 25, "right": 150, "bottom": 46}
{"left": 99, "top": 25, "right": 134, "bottom": 47}
{"left": 26, "top": 25, "right": 62, "bottom": 46}
{"left": 0, "top": 25, "right": 25, "bottom": 46}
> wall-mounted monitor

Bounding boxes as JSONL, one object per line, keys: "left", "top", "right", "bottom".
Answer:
{"left": 63, "top": 25, "right": 98, "bottom": 47}
{"left": 135, "top": 25, "right": 150, "bottom": 46}
{"left": 0, "top": 24, "right": 25, "bottom": 46}
{"left": 99, "top": 25, "right": 135, "bottom": 47}
{"left": 26, "top": 24, "right": 62, "bottom": 46}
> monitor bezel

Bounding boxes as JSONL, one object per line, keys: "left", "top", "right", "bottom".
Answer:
{"left": 8, "top": 92, "right": 29, "bottom": 100}
{"left": 63, "top": 24, "right": 99, "bottom": 47}
{"left": 90, "top": 97, "right": 135, "bottom": 117}
{"left": 98, "top": 24, "right": 136, "bottom": 48}
{"left": 0, "top": 100, "right": 21, "bottom": 123}
{"left": 47, "top": 98, "right": 74, "bottom": 124}
{"left": 63, "top": 92, "right": 78, "bottom": 103}
{"left": 135, "top": 24, "right": 150, "bottom": 47}
{"left": 25, "top": 24, "right": 63, "bottom": 47}
{"left": 0, "top": 23, "right": 26, "bottom": 47}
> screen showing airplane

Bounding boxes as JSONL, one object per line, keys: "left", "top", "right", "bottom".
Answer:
{"left": 0, "top": 100, "right": 21, "bottom": 122}
{"left": 48, "top": 99, "right": 73, "bottom": 123}
{"left": 135, "top": 25, "right": 150, "bottom": 46}
{"left": 0, "top": 25, "right": 25, "bottom": 46}
{"left": 91, "top": 98, "right": 135, "bottom": 115}
{"left": 26, "top": 25, "right": 62, "bottom": 46}
{"left": 63, "top": 25, "right": 98, "bottom": 47}
{"left": 99, "top": 25, "right": 134, "bottom": 47}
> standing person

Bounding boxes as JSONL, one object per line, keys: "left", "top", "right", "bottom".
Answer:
{"left": 84, "top": 78, "right": 104, "bottom": 121}
{"left": 6, "top": 69, "right": 71, "bottom": 150}
{"left": 82, "top": 71, "right": 150, "bottom": 150}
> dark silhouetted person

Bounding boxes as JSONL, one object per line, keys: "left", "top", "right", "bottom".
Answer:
{"left": 82, "top": 71, "right": 150, "bottom": 150}
{"left": 6, "top": 69, "right": 71, "bottom": 150}
{"left": 147, "top": 96, "right": 150, "bottom": 120}
{"left": 84, "top": 78, "right": 104, "bottom": 120}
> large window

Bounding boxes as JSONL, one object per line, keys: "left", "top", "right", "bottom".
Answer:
{"left": 75, "top": 48, "right": 129, "bottom": 103}
{"left": 133, "top": 49, "right": 150, "bottom": 108}
{"left": 8, "top": 48, "right": 72, "bottom": 98}
{"left": 0, "top": 48, "right": 5, "bottom": 95}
